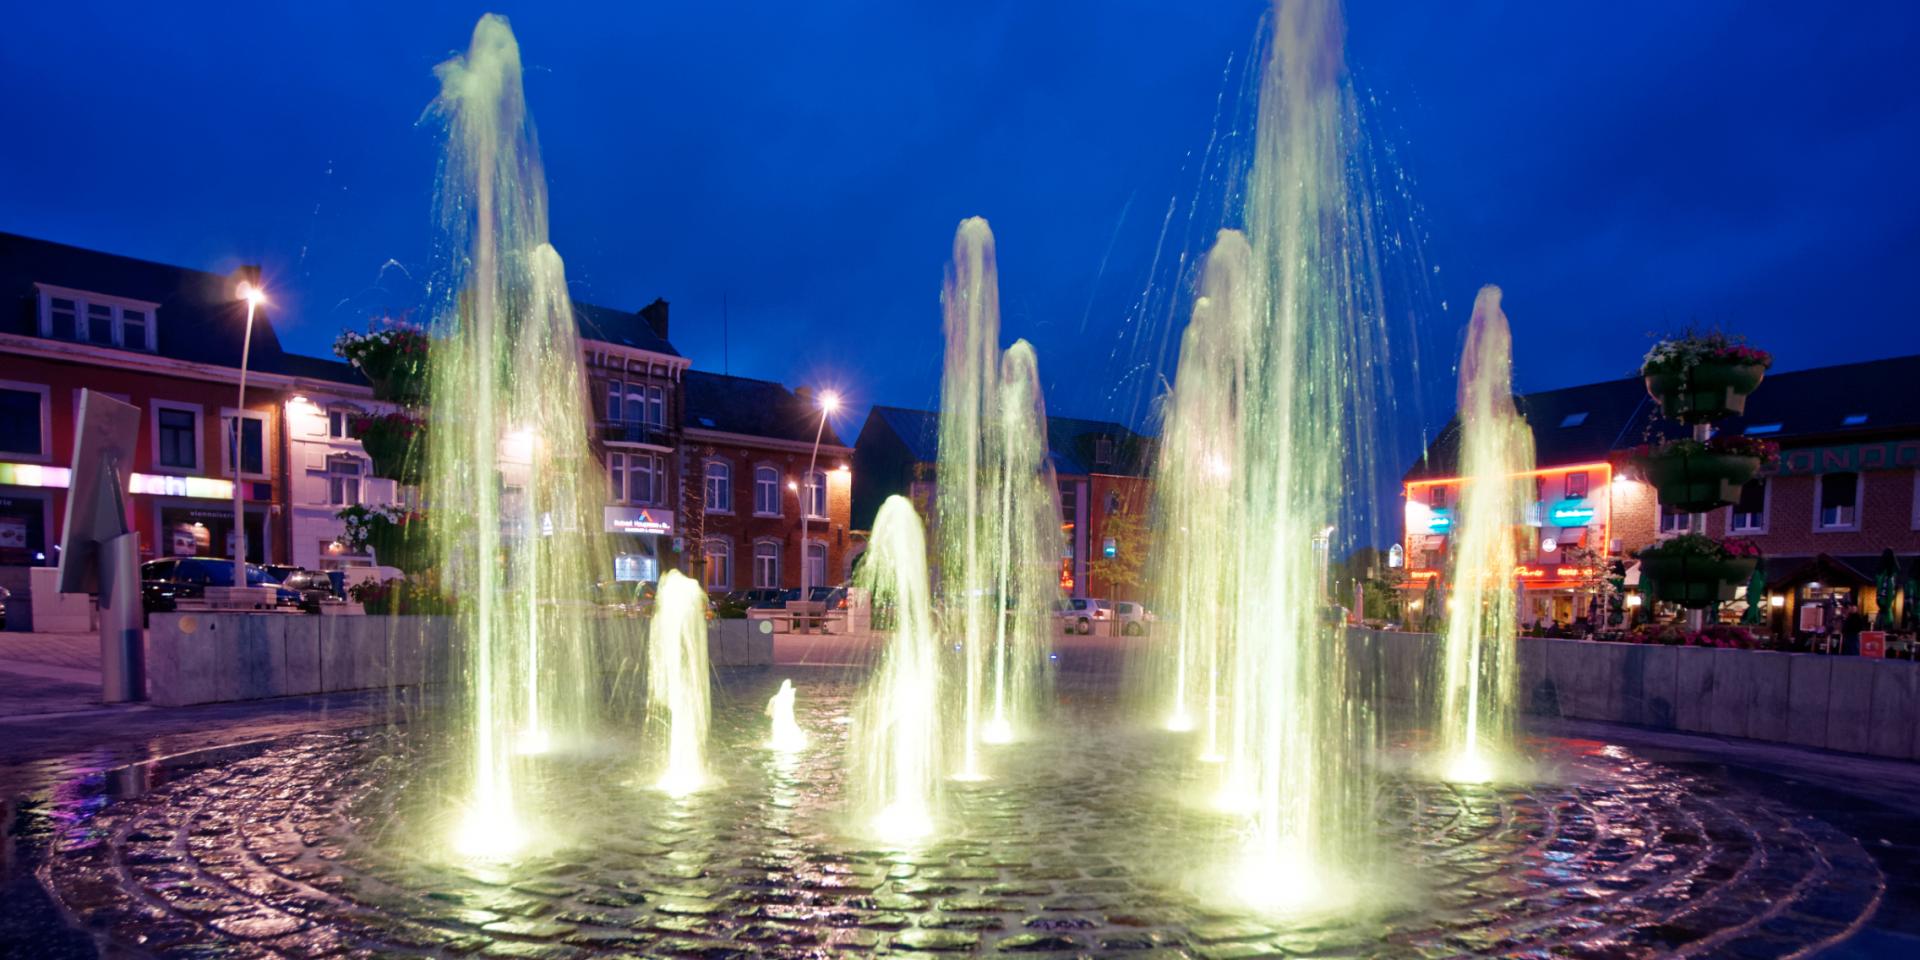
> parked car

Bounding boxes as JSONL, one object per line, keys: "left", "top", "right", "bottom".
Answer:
{"left": 140, "top": 558, "right": 299, "bottom": 611}
{"left": 1058, "top": 597, "right": 1114, "bottom": 635}
{"left": 1114, "top": 601, "right": 1156, "bottom": 636}
{"left": 713, "top": 587, "right": 784, "bottom": 619}
{"left": 276, "top": 569, "right": 338, "bottom": 613}
{"left": 807, "top": 585, "right": 849, "bottom": 610}
{"left": 593, "top": 579, "right": 656, "bottom": 616}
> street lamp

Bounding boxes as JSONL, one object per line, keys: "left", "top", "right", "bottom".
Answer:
{"left": 799, "top": 390, "right": 840, "bottom": 617}
{"left": 231, "top": 280, "right": 266, "bottom": 590}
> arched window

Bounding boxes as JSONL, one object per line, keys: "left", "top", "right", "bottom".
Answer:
{"left": 703, "top": 538, "right": 731, "bottom": 590}
{"left": 805, "top": 469, "right": 828, "bottom": 519}
{"left": 804, "top": 541, "right": 827, "bottom": 589}
{"left": 753, "top": 540, "right": 781, "bottom": 588}
{"left": 754, "top": 466, "right": 781, "bottom": 516}
{"left": 704, "top": 460, "right": 732, "bottom": 513}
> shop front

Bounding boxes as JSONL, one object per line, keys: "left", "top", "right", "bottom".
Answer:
{"left": 0, "top": 488, "right": 54, "bottom": 567}
{"left": 604, "top": 506, "right": 675, "bottom": 585}
{"left": 154, "top": 500, "right": 269, "bottom": 565}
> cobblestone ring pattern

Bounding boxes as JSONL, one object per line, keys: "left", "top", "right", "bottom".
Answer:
{"left": 39, "top": 683, "right": 1883, "bottom": 959}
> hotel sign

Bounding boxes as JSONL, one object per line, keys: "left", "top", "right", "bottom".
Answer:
{"left": 604, "top": 506, "right": 674, "bottom": 536}
{"left": 1776, "top": 440, "right": 1920, "bottom": 476}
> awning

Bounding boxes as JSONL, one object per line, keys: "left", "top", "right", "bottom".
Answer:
{"left": 1765, "top": 553, "right": 1876, "bottom": 591}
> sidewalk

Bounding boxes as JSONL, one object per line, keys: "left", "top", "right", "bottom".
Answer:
{"left": 0, "top": 632, "right": 102, "bottom": 719}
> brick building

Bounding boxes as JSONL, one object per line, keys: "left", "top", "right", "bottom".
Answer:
{"left": 683, "top": 372, "right": 853, "bottom": 593}
{"left": 851, "top": 406, "right": 1155, "bottom": 600}
{"left": 578, "top": 299, "right": 689, "bottom": 585}
{"left": 1404, "top": 354, "right": 1920, "bottom": 630}
{"left": 0, "top": 233, "right": 399, "bottom": 625}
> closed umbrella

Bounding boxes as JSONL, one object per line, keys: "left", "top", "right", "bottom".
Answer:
{"left": 1742, "top": 557, "right": 1768, "bottom": 626}
{"left": 1875, "top": 549, "right": 1899, "bottom": 631}
{"left": 1903, "top": 556, "right": 1920, "bottom": 632}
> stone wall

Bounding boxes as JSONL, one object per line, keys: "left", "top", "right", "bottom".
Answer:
{"left": 1361, "top": 630, "right": 1920, "bottom": 760}
{"left": 148, "top": 612, "right": 775, "bottom": 707}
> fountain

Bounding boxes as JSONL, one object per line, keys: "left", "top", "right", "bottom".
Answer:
{"left": 850, "top": 495, "right": 944, "bottom": 842}
{"left": 647, "top": 570, "right": 713, "bottom": 795}
{"left": 765, "top": 679, "right": 808, "bottom": 752}
{"left": 1435, "top": 286, "right": 1534, "bottom": 781}
{"left": 1148, "top": 0, "right": 1397, "bottom": 912}
{"left": 935, "top": 218, "right": 1064, "bottom": 767}
{"left": 427, "top": 13, "right": 613, "bottom": 857}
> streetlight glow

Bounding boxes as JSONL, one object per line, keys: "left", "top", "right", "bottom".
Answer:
{"left": 819, "top": 390, "right": 840, "bottom": 413}
{"left": 237, "top": 280, "right": 267, "bottom": 306}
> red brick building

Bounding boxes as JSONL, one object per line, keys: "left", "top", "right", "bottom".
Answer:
{"left": 682, "top": 372, "right": 854, "bottom": 593}
{"left": 0, "top": 232, "right": 376, "bottom": 624}
{"left": 1404, "top": 353, "right": 1920, "bottom": 631}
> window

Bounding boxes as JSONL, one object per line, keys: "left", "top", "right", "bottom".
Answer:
{"left": 608, "top": 452, "right": 626, "bottom": 502}
{"left": 1094, "top": 436, "right": 1114, "bottom": 467}
{"left": 157, "top": 408, "right": 198, "bottom": 469}
{"left": 1559, "top": 412, "right": 1588, "bottom": 428}
{"left": 0, "top": 387, "right": 46, "bottom": 458}
{"left": 805, "top": 470, "right": 828, "bottom": 519}
{"left": 326, "top": 456, "right": 363, "bottom": 506}
{"left": 805, "top": 541, "right": 827, "bottom": 588}
{"left": 1730, "top": 479, "right": 1767, "bottom": 533}
{"left": 222, "top": 414, "right": 265, "bottom": 476}
{"left": 47, "top": 298, "right": 77, "bottom": 340}
{"left": 1659, "top": 505, "right": 1693, "bottom": 534}
{"left": 754, "top": 466, "right": 781, "bottom": 516}
{"left": 1565, "top": 471, "right": 1590, "bottom": 499}
{"left": 632, "top": 453, "right": 658, "bottom": 505}
{"left": 1818, "top": 472, "right": 1860, "bottom": 530}
{"left": 753, "top": 540, "right": 780, "bottom": 588}
{"left": 704, "top": 461, "right": 732, "bottom": 513}
{"left": 624, "top": 381, "right": 645, "bottom": 424}
{"left": 1429, "top": 486, "right": 1448, "bottom": 509}
{"left": 647, "top": 385, "right": 665, "bottom": 428}
{"left": 328, "top": 409, "right": 352, "bottom": 439}
{"left": 36, "top": 287, "right": 159, "bottom": 350}
{"left": 1843, "top": 414, "right": 1868, "bottom": 427}
{"left": 703, "top": 538, "right": 732, "bottom": 590}
{"left": 605, "top": 380, "right": 624, "bottom": 422}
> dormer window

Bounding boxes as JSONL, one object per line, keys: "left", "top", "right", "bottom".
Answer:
{"left": 1558, "top": 412, "right": 1588, "bottom": 427}
{"left": 1842, "top": 414, "right": 1868, "bottom": 427}
{"left": 1094, "top": 435, "right": 1115, "bottom": 467}
{"left": 35, "top": 284, "right": 159, "bottom": 352}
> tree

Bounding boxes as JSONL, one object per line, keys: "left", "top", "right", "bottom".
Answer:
{"left": 1089, "top": 507, "right": 1149, "bottom": 600}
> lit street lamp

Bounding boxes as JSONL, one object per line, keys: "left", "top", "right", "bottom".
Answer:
{"left": 231, "top": 280, "right": 266, "bottom": 590}
{"left": 799, "top": 389, "right": 839, "bottom": 621}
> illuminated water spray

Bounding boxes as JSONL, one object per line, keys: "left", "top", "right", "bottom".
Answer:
{"left": 648, "top": 571, "right": 712, "bottom": 796}
{"left": 1151, "top": 0, "right": 1395, "bottom": 912}
{"left": 936, "top": 218, "right": 1062, "bottom": 768}
{"left": 429, "top": 14, "right": 610, "bottom": 857}
{"left": 851, "top": 496, "right": 944, "bottom": 843}
{"left": 1437, "top": 287, "right": 1533, "bottom": 782}
{"left": 765, "top": 679, "right": 808, "bottom": 752}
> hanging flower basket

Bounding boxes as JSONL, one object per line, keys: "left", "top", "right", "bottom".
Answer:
{"left": 334, "top": 322, "right": 431, "bottom": 405}
{"left": 348, "top": 412, "right": 426, "bottom": 485}
{"left": 1641, "top": 334, "right": 1771, "bottom": 424}
{"left": 337, "top": 505, "right": 437, "bottom": 575}
{"left": 1636, "top": 535, "right": 1759, "bottom": 610}
{"left": 1633, "top": 436, "right": 1776, "bottom": 513}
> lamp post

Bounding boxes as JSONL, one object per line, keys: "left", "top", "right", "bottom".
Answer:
{"left": 231, "top": 280, "right": 266, "bottom": 590}
{"left": 799, "top": 390, "right": 839, "bottom": 614}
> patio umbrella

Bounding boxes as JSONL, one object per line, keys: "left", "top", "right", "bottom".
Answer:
{"left": 1904, "top": 556, "right": 1920, "bottom": 632}
{"left": 1875, "top": 549, "right": 1899, "bottom": 631}
{"left": 1741, "top": 557, "right": 1768, "bottom": 626}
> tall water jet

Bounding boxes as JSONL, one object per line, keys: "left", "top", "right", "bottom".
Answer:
{"left": 1151, "top": 0, "right": 1393, "bottom": 912}
{"left": 428, "top": 14, "right": 610, "bottom": 856}
{"left": 1437, "top": 286, "right": 1533, "bottom": 782}
{"left": 647, "top": 571, "right": 713, "bottom": 796}
{"left": 851, "top": 496, "right": 944, "bottom": 843}
{"left": 935, "top": 218, "right": 1062, "bottom": 768}
{"left": 985, "top": 341, "right": 1064, "bottom": 743}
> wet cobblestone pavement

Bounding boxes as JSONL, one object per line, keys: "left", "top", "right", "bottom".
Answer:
{"left": 28, "top": 674, "right": 1887, "bottom": 958}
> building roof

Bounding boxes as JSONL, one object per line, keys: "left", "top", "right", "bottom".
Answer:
{"left": 1407, "top": 353, "right": 1920, "bottom": 480}
{"left": 683, "top": 370, "right": 846, "bottom": 447}
{"left": 574, "top": 300, "right": 679, "bottom": 357}
{"left": 865, "top": 404, "right": 1153, "bottom": 477}
{"left": 0, "top": 231, "right": 365, "bottom": 386}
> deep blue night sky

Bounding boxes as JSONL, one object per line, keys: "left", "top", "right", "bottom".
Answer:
{"left": 5, "top": 1, "right": 1917, "bottom": 531}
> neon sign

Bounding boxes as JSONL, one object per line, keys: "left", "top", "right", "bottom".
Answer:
{"left": 1549, "top": 499, "right": 1595, "bottom": 525}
